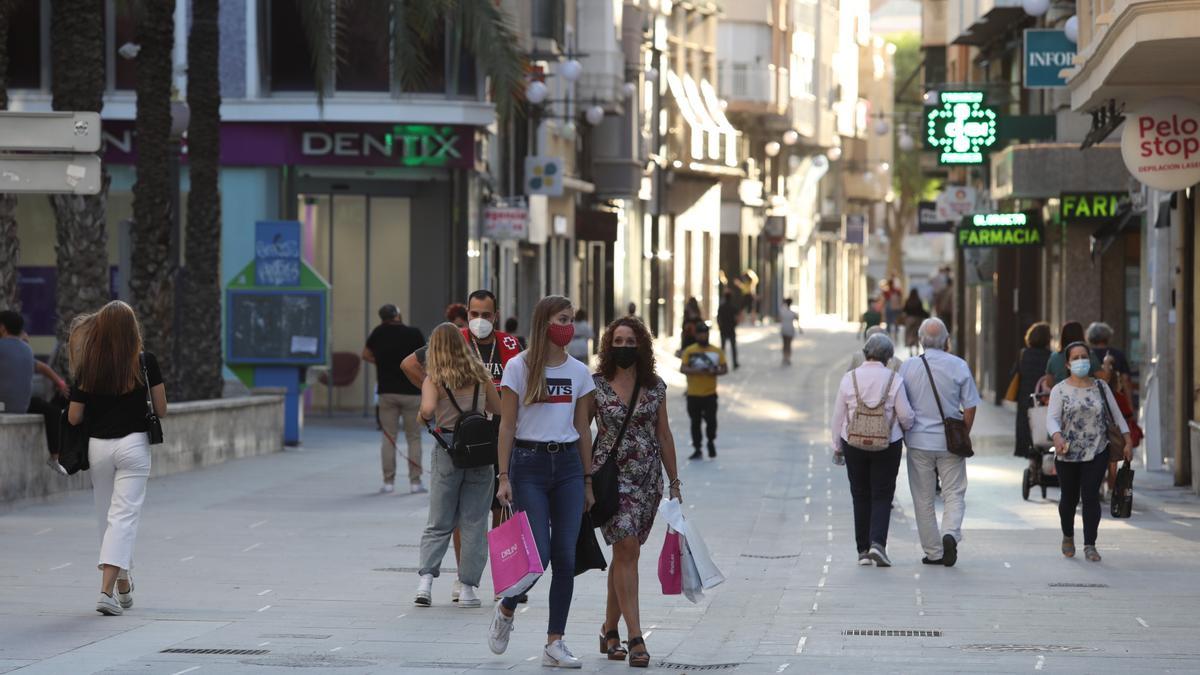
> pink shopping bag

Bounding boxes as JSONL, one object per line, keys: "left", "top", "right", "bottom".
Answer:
{"left": 488, "top": 509, "right": 544, "bottom": 598}
{"left": 658, "top": 528, "right": 682, "bottom": 595}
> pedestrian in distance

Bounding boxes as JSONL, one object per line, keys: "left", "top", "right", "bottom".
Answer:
{"left": 445, "top": 303, "right": 470, "bottom": 328}
{"left": 489, "top": 295, "right": 597, "bottom": 668}
{"left": 1010, "top": 322, "right": 1053, "bottom": 469}
{"left": 679, "top": 297, "right": 703, "bottom": 355}
{"left": 414, "top": 323, "right": 502, "bottom": 609}
{"left": 901, "top": 289, "right": 929, "bottom": 356}
{"left": 859, "top": 298, "right": 883, "bottom": 339}
{"left": 830, "top": 333, "right": 915, "bottom": 567}
{"left": 568, "top": 309, "right": 594, "bottom": 364}
{"left": 882, "top": 278, "right": 904, "bottom": 341}
{"left": 1097, "top": 355, "right": 1141, "bottom": 500}
{"left": 0, "top": 311, "right": 71, "bottom": 473}
{"left": 716, "top": 291, "right": 741, "bottom": 369}
{"left": 1043, "top": 321, "right": 1100, "bottom": 387}
{"left": 848, "top": 326, "right": 900, "bottom": 372}
{"left": 626, "top": 302, "right": 637, "bottom": 318}
{"left": 363, "top": 305, "right": 427, "bottom": 494}
{"left": 589, "top": 317, "right": 682, "bottom": 668}
{"left": 505, "top": 317, "right": 528, "bottom": 350}
{"left": 680, "top": 322, "right": 728, "bottom": 460}
{"left": 1086, "top": 321, "right": 1133, "bottom": 396}
{"left": 898, "top": 318, "right": 980, "bottom": 567}
{"left": 778, "top": 298, "right": 801, "bottom": 366}
{"left": 65, "top": 301, "right": 167, "bottom": 616}
{"left": 1046, "top": 342, "right": 1132, "bottom": 562}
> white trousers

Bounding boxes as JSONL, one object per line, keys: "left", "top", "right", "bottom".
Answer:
{"left": 89, "top": 432, "right": 151, "bottom": 571}
{"left": 906, "top": 447, "right": 967, "bottom": 559}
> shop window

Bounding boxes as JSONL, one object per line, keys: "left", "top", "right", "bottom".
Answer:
{"left": 531, "top": 0, "right": 564, "bottom": 47}
{"left": 407, "top": 21, "right": 446, "bottom": 94}
{"left": 265, "top": 0, "right": 317, "bottom": 92}
{"left": 109, "top": 0, "right": 137, "bottom": 91}
{"left": 6, "top": 0, "right": 42, "bottom": 89}
{"left": 337, "top": 0, "right": 389, "bottom": 92}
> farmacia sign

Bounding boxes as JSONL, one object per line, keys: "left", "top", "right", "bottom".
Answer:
{"left": 957, "top": 212, "right": 1044, "bottom": 248}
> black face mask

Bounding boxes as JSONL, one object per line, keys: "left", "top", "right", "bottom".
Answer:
{"left": 612, "top": 346, "right": 638, "bottom": 369}
{"left": 695, "top": 336, "right": 710, "bottom": 346}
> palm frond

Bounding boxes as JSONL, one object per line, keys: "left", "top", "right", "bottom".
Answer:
{"left": 456, "top": 0, "right": 527, "bottom": 123}
{"left": 297, "top": 0, "right": 339, "bottom": 108}
{"left": 391, "top": 0, "right": 433, "bottom": 93}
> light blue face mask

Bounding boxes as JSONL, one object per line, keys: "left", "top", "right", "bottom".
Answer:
{"left": 1069, "top": 358, "right": 1091, "bottom": 377}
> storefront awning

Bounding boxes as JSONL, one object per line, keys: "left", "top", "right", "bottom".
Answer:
{"left": 667, "top": 70, "right": 739, "bottom": 166}
{"left": 1090, "top": 201, "right": 1137, "bottom": 259}
{"left": 952, "top": 6, "right": 1027, "bottom": 47}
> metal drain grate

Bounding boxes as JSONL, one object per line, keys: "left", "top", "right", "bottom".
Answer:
{"left": 842, "top": 629, "right": 943, "bottom": 637}
{"left": 1049, "top": 582, "right": 1109, "bottom": 588}
{"left": 161, "top": 648, "right": 269, "bottom": 656}
{"left": 656, "top": 662, "right": 739, "bottom": 671}
{"left": 740, "top": 553, "right": 802, "bottom": 560}
{"left": 961, "top": 644, "right": 1094, "bottom": 653}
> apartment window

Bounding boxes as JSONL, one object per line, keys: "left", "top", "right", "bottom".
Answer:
{"left": 531, "top": 0, "right": 564, "bottom": 47}
{"left": 791, "top": 31, "right": 814, "bottom": 98}
{"left": 6, "top": 0, "right": 42, "bottom": 89}
{"left": 265, "top": 0, "right": 316, "bottom": 91}
{"left": 924, "top": 46, "right": 946, "bottom": 87}
{"left": 337, "top": 1, "right": 389, "bottom": 91}
{"left": 109, "top": 0, "right": 138, "bottom": 91}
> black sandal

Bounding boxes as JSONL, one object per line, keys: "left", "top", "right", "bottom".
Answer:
{"left": 600, "top": 626, "right": 627, "bottom": 660}
{"left": 628, "top": 636, "right": 649, "bottom": 668}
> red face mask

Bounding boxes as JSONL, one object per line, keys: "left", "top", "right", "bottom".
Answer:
{"left": 547, "top": 322, "right": 575, "bottom": 347}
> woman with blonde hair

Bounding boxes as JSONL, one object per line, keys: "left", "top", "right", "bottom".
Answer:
{"left": 66, "top": 301, "right": 167, "bottom": 616}
{"left": 488, "top": 295, "right": 596, "bottom": 668}
{"left": 414, "top": 323, "right": 501, "bottom": 609}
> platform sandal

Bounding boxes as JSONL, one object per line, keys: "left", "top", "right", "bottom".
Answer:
{"left": 628, "top": 636, "right": 649, "bottom": 668}
{"left": 600, "top": 626, "right": 627, "bottom": 660}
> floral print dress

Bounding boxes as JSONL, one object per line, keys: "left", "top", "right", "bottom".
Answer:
{"left": 591, "top": 375, "right": 667, "bottom": 545}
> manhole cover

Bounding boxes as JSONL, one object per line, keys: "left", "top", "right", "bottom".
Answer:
{"left": 372, "top": 567, "right": 457, "bottom": 573}
{"left": 258, "top": 634, "right": 331, "bottom": 640}
{"left": 842, "top": 629, "right": 942, "bottom": 637}
{"left": 240, "top": 655, "right": 376, "bottom": 668}
{"left": 740, "top": 553, "right": 802, "bottom": 559}
{"left": 960, "top": 644, "right": 1095, "bottom": 653}
{"left": 656, "top": 662, "right": 739, "bottom": 671}
{"left": 161, "top": 648, "right": 270, "bottom": 656}
{"left": 1049, "top": 582, "right": 1109, "bottom": 588}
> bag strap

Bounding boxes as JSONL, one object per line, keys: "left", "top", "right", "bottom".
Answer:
{"left": 607, "top": 382, "right": 641, "bottom": 459}
{"left": 920, "top": 354, "right": 949, "bottom": 424}
{"left": 850, "top": 371, "right": 863, "bottom": 405}
{"left": 1098, "top": 380, "right": 1121, "bottom": 430}
{"left": 443, "top": 383, "right": 482, "bottom": 415}
{"left": 139, "top": 353, "right": 154, "bottom": 414}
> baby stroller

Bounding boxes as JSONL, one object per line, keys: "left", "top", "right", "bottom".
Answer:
{"left": 1022, "top": 382, "right": 1059, "bottom": 500}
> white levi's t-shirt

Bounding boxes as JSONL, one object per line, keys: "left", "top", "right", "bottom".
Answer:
{"left": 501, "top": 351, "right": 596, "bottom": 443}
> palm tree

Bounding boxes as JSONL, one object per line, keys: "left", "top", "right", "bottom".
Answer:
{"left": 177, "top": 0, "right": 223, "bottom": 401}
{"left": 49, "top": 0, "right": 111, "bottom": 375}
{"left": 0, "top": 0, "right": 19, "bottom": 310}
{"left": 129, "top": 0, "right": 178, "bottom": 397}
{"left": 299, "top": 0, "right": 527, "bottom": 122}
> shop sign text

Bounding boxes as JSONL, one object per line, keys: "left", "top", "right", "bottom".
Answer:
{"left": 1023, "top": 30, "right": 1076, "bottom": 89}
{"left": 1060, "top": 192, "right": 1128, "bottom": 222}
{"left": 1120, "top": 97, "right": 1200, "bottom": 191}
{"left": 957, "top": 212, "right": 1044, "bottom": 248}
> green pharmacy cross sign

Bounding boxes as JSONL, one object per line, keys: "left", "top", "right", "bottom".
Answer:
{"left": 925, "top": 91, "right": 998, "bottom": 165}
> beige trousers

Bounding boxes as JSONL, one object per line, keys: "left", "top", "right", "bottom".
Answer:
{"left": 379, "top": 393, "right": 423, "bottom": 484}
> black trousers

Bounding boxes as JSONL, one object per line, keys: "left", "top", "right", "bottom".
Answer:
{"left": 842, "top": 439, "right": 903, "bottom": 553}
{"left": 686, "top": 395, "right": 718, "bottom": 448}
{"left": 720, "top": 328, "right": 738, "bottom": 366}
{"left": 1056, "top": 450, "right": 1109, "bottom": 546}
{"left": 27, "top": 396, "right": 64, "bottom": 457}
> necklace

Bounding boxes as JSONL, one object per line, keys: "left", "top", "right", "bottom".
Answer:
{"left": 472, "top": 338, "right": 497, "bottom": 369}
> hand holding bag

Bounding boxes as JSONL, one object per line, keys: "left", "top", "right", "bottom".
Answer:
{"left": 590, "top": 382, "right": 641, "bottom": 526}
{"left": 487, "top": 507, "right": 544, "bottom": 597}
{"left": 920, "top": 355, "right": 974, "bottom": 458}
{"left": 658, "top": 528, "right": 682, "bottom": 595}
{"left": 140, "top": 353, "right": 164, "bottom": 445}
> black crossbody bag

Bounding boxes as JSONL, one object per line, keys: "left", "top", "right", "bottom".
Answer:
{"left": 141, "top": 353, "right": 164, "bottom": 445}
{"left": 920, "top": 354, "right": 973, "bottom": 458}
{"left": 590, "top": 382, "right": 640, "bottom": 527}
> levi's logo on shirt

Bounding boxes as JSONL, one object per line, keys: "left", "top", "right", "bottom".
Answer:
{"left": 545, "top": 378, "right": 573, "bottom": 403}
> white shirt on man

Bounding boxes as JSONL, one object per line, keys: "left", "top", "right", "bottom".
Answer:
{"left": 779, "top": 306, "right": 799, "bottom": 337}
{"left": 500, "top": 351, "right": 595, "bottom": 443}
{"left": 898, "top": 348, "right": 981, "bottom": 452}
{"left": 830, "top": 361, "right": 916, "bottom": 451}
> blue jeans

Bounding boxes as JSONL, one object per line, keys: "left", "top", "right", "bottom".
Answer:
{"left": 502, "top": 444, "right": 585, "bottom": 636}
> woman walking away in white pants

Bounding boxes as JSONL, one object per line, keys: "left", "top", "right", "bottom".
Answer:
{"left": 67, "top": 301, "right": 167, "bottom": 616}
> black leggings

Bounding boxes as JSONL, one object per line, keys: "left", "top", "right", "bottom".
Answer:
{"left": 1056, "top": 450, "right": 1109, "bottom": 546}
{"left": 686, "top": 395, "right": 718, "bottom": 448}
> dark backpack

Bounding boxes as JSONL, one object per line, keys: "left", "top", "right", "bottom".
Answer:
{"left": 431, "top": 384, "right": 497, "bottom": 469}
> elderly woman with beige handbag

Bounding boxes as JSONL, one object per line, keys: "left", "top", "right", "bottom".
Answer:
{"left": 830, "top": 333, "right": 916, "bottom": 568}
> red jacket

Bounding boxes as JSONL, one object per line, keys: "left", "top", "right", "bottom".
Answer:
{"left": 460, "top": 328, "right": 522, "bottom": 387}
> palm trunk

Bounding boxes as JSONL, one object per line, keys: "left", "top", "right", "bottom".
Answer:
{"left": 49, "top": 0, "right": 109, "bottom": 376}
{"left": 885, "top": 203, "right": 907, "bottom": 281}
{"left": 178, "top": 0, "right": 223, "bottom": 401}
{"left": 129, "top": 0, "right": 178, "bottom": 397}
{"left": 0, "top": 0, "right": 19, "bottom": 310}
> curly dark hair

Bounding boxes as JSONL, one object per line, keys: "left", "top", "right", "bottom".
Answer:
{"left": 596, "top": 316, "right": 659, "bottom": 388}
{"left": 444, "top": 303, "right": 468, "bottom": 324}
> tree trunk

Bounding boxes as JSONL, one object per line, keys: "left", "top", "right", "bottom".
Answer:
{"left": 178, "top": 0, "right": 223, "bottom": 401}
{"left": 0, "top": 0, "right": 19, "bottom": 311}
{"left": 49, "top": 0, "right": 109, "bottom": 376}
{"left": 130, "top": 0, "right": 178, "bottom": 397}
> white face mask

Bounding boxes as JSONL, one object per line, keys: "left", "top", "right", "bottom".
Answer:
{"left": 469, "top": 317, "right": 494, "bottom": 339}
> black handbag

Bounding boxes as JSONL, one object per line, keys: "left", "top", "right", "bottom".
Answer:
{"left": 140, "top": 353, "right": 164, "bottom": 445}
{"left": 590, "top": 382, "right": 640, "bottom": 527}
{"left": 920, "top": 355, "right": 974, "bottom": 458}
{"left": 1111, "top": 460, "right": 1134, "bottom": 518}
{"left": 57, "top": 408, "right": 90, "bottom": 474}
{"left": 574, "top": 512, "right": 608, "bottom": 576}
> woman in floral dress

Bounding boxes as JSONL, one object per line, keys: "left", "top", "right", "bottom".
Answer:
{"left": 590, "top": 317, "right": 682, "bottom": 668}
{"left": 1046, "top": 342, "right": 1132, "bottom": 562}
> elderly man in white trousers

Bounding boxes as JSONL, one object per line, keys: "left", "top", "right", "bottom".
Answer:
{"left": 898, "top": 318, "right": 980, "bottom": 567}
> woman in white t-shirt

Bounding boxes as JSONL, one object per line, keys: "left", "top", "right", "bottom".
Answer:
{"left": 488, "top": 295, "right": 597, "bottom": 668}
{"left": 778, "top": 298, "right": 801, "bottom": 366}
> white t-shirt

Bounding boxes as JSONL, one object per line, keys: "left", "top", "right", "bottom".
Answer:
{"left": 779, "top": 306, "right": 799, "bottom": 337}
{"left": 501, "top": 351, "right": 596, "bottom": 443}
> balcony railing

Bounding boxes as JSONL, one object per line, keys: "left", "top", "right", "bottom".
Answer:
{"left": 718, "top": 64, "right": 775, "bottom": 104}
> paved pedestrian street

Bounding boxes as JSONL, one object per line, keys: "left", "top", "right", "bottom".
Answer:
{"left": 2, "top": 324, "right": 1199, "bottom": 674}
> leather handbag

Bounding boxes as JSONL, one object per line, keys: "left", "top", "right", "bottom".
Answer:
{"left": 590, "top": 382, "right": 640, "bottom": 527}
{"left": 574, "top": 512, "right": 608, "bottom": 575}
{"left": 1111, "top": 460, "right": 1134, "bottom": 518}
{"left": 57, "top": 408, "right": 90, "bottom": 474}
{"left": 1004, "top": 373, "right": 1020, "bottom": 402}
{"left": 1098, "top": 381, "right": 1126, "bottom": 458}
{"left": 920, "top": 355, "right": 974, "bottom": 458}
{"left": 140, "top": 353, "right": 164, "bottom": 445}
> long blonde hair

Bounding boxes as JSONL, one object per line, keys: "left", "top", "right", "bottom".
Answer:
{"left": 68, "top": 300, "right": 144, "bottom": 395}
{"left": 426, "top": 322, "right": 492, "bottom": 391}
{"left": 523, "top": 295, "right": 573, "bottom": 406}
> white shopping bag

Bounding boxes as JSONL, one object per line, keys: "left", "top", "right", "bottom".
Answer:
{"left": 658, "top": 499, "right": 725, "bottom": 596}
{"left": 680, "top": 536, "right": 705, "bottom": 603}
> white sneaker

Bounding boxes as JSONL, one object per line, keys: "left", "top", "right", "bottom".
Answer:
{"left": 487, "top": 601, "right": 514, "bottom": 654}
{"left": 96, "top": 592, "right": 123, "bottom": 616}
{"left": 116, "top": 574, "right": 134, "bottom": 609}
{"left": 414, "top": 574, "right": 433, "bottom": 607}
{"left": 410, "top": 481, "right": 427, "bottom": 494}
{"left": 542, "top": 639, "right": 582, "bottom": 668}
{"left": 380, "top": 483, "right": 395, "bottom": 494}
{"left": 458, "top": 584, "right": 481, "bottom": 608}
{"left": 452, "top": 579, "right": 463, "bottom": 603}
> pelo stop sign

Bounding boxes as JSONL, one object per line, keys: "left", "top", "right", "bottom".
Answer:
{"left": 1121, "top": 97, "right": 1200, "bottom": 191}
